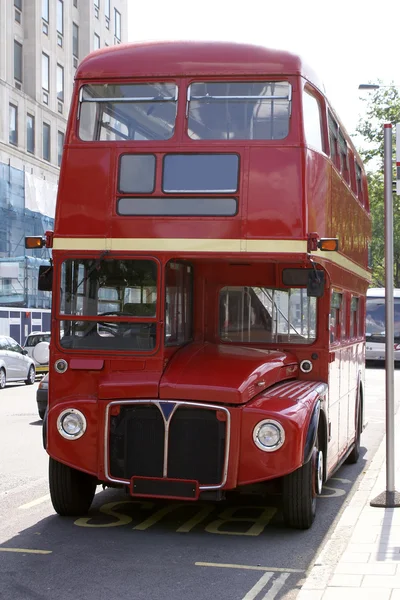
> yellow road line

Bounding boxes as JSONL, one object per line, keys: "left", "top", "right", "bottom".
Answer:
{"left": 195, "top": 562, "right": 303, "bottom": 573}
{"left": 18, "top": 494, "right": 50, "bottom": 510}
{"left": 0, "top": 548, "right": 52, "bottom": 554}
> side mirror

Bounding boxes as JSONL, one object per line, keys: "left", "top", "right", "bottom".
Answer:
{"left": 21, "top": 349, "right": 28, "bottom": 355}
{"left": 307, "top": 270, "right": 325, "bottom": 298}
{"left": 38, "top": 265, "right": 53, "bottom": 292}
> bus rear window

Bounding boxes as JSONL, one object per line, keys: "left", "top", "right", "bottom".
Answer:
{"left": 188, "top": 81, "right": 291, "bottom": 140}
{"left": 78, "top": 83, "right": 178, "bottom": 141}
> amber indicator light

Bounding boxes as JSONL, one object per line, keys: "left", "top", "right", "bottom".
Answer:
{"left": 318, "top": 238, "right": 339, "bottom": 252}
{"left": 25, "top": 236, "right": 45, "bottom": 249}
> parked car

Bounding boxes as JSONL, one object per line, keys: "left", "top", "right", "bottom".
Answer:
{"left": 0, "top": 335, "right": 36, "bottom": 389}
{"left": 23, "top": 331, "right": 50, "bottom": 374}
{"left": 36, "top": 372, "right": 48, "bottom": 420}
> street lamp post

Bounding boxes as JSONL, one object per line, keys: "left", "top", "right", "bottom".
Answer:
{"left": 358, "top": 82, "right": 400, "bottom": 506}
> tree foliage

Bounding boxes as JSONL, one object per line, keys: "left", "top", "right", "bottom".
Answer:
{"left": 356, "top": 84, "right": 400, "bottom": 286}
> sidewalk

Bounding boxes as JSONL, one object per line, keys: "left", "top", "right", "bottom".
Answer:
{"left": 298, "top": 407, "right": 400, "bottom": 600}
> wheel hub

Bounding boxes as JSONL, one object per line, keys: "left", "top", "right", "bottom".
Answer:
{"left": 315, "top": 449, "right": 323, "bottom": 495}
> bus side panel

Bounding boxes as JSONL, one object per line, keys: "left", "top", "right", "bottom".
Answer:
{"left": 246, "top": 147, "right": 304, "bottom": 240}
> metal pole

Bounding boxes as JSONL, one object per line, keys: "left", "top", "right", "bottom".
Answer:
{"left": 384, "top": 124, "right": 395, "bottom": 493}
{"left": 371, "top": 123, "right": 400, "bottom": 507}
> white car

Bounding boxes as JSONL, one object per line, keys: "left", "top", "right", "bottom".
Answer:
{"left": 23, "top": 331, "right": 50, "bottom": 374}
{"left": 0, "top": 336, "right": 36, "bottom": 389}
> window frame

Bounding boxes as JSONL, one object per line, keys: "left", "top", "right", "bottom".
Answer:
{"left": 14, "top": 40, "right": 23, "bottom": 83}
{"left": 9, "top": 104, "right": 18, "bottom": 146}
{"left": 27, "top": 113, "right": 35, "bottom": 154}
{"left": 43, "top": 121, "right": 51, "bottom": 162}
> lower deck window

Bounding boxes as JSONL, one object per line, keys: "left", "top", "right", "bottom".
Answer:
{"left": 219, "top": 286, "right": 316, "bottom": 344}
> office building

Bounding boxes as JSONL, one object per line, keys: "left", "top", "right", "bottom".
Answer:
{"left": 0, "top": 0, "right": 127, "bottom": 307}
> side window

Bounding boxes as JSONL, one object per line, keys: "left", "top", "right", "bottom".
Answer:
{"left": 330, "top": 291, "right": 342, "bottom": 343}
{"left": 355, "top": 162, "right": 364, "bottom": 204}
{"left": 303, "top": 90, "right": 323, "bottom": 152}
{"left": 8, "top": 339, "right": 22, "bottom": 353}
{"left": 165, "top": 261, "right": 193, "bottom": 346}
{"left": 328, "top": 112, "right": 339, "bottom": 169}
{"left": 350, "top": 297, "right": 360, "bottom": 338}
{"left": 338, "top": 131, "right": 350, "bottom": 184}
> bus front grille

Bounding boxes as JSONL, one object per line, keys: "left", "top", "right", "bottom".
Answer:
{"left": 108, "top": 403, "right": 227, "bottom": 486}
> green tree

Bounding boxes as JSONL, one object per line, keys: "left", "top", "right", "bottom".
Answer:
{"left": 356, "top": 84, "right": 400, "bottom": 286}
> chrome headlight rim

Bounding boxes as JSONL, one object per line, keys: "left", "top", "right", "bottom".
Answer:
{"left": 253, "top": 419, "right": 285, "bottom": 452}
{"left": 54, "top": 359, "right": 68, "bottom": 373}
{"left": 57, "top": 408, "right": 87, "bottom": 440}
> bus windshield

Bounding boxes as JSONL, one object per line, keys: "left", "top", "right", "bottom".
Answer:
{"left": 219, "top": 286, "right": 316, "bottom": 344}
{"left": 59, "top": 259, "right": 157, "bottom": 351}
{"left": 366, "top": 294, "right": 400, "bottom": 341}
{"left": 78, "top": 82, "right": 178, "bottom": 141}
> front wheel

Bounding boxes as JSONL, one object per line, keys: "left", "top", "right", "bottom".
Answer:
{"left": 0, "top": 368, "right": 5, "bottom": 389}
{"left": 282, "top": 445, "right": 323, "bottom": 530}
{"left": 49, "top": 457, "right": 97, "bottom": 516}
{"left": 346, "top": 400, "right": 362, "bottom": 464}
{"left": 25, "top": 365, "right": 36, "bottom": 385}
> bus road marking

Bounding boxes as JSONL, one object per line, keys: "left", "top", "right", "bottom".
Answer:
{"left": 242, "top": 572, "right": 273, "bottom": 600}
{"left": 195, "top": 562, "right": 303, "bottom": 573}
{"left": 0, "top": 548, "right": 52, "bottom": 554}
{"left": 261, "top": 572, "right": 290, "bottom": 599}
{"left": 18, "top": 494, "right": 50, "bottom": 510}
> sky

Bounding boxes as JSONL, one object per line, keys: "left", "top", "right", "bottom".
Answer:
{"left": 127, "top": 0, "right": 400, "bottom": 149}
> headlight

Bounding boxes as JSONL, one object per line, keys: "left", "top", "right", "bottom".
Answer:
{"left": 57, "top": 409, "right": 86, "bottom": 440}
{"left": 253, "top": 419, "right": 285, "bottom": 452}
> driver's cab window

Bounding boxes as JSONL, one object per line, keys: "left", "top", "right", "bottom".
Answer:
{"left": 165, "top": 261, "right": 193, "bottom": 346}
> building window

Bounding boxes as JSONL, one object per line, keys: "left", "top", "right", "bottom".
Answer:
{"left": 94, "top": 0, "right": 99, "bottom": 18}
{"left": 42, "top": 52, "right": 49, "bottom": 103}
{"left": 114, "top": 9, "right": 121, "bottom": 40}
{"left": 57, "top": 0, "right": 63, "bottom": 45}
{"left": 73, "top": 23, "right": 79, "bottom": 58}
{"left": 73, "top": 0, "right": 77, "bottom": 6}
{"left": 57, "top": 131, "right": 65, "bottom": 166}
{"left": 94, "top": 33, "right": 100, "bottom": 50}
{"left": 14, "top": 0, "right": 22, "bottom": 23}
{"left": 57, "top": 64, "right": 64, "bottom": 102}
{"left": 105, "top": 0, "right": 110, "bottom": 18}
{"left": 43, "top": 122, "right": 51, "bottom": 162}
{"left": 9, "top": 104, "right": 18, "bottom": 146}
{"left": 42, "top": 0, "right": 49, "bottom": 21}
{"left": 27, "top": 114, "right": 35, "bottom": 154}
{"left": 14, "top": 41, "right": 22, "bottom": 83}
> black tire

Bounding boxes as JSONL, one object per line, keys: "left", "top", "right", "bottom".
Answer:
{"left": 0, "top": 368, "right": 5, "bottom": 389}
{"left": 49, "top": 457, "right": 97, "bottom": 516}
{"left": 25, "top": 365, "right": 36, "bottom": 385}
{"left": 282, "top": 442, "right": 323, "bottom": 530}
{"left": 346, "top": 400, "right": 362, "bottom": 464}
{"left": 39, "top": 408, "right": 46, "bottom": 420}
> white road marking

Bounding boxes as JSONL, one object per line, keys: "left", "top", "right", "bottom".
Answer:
{"left": 18, "top": 495, "right": 50, "bottom": 510}
{"left": 0, "top": 548, "right": 52, "bottom": 554}
{"left": 195, "top": 562, "right": 303, "bottom": 573}
{"left": 261, "top": 572, "right": 290, "bottom": 599}
{"left": 242, "top": 572, "right": 273, "bottom": 600}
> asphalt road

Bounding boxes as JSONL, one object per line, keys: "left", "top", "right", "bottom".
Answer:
{"left": 0, "top": 366, "right": 395, "bottom": 600}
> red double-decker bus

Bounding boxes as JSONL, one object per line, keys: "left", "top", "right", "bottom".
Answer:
{"left": 27, "top": 41, "right": 371, "bottom": 529}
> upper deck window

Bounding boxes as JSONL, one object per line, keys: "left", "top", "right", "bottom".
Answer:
{"left": 187, "top": 81, "right": 291, "bottom": 140}
{"left": 78, "top": 83, "right": 178, "bottom": 141}
{"left": 163, "top": 154, "right": 239, "bottom": 192}
{"left": 303, "top": 90, "right": 323, "bottom": 152}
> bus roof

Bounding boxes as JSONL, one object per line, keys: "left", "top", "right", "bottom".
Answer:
{"left": 75, "top": 40, "right": 324, "bottom": 90}
{"left": 367, "top": 288, "right": 400, "bottom": 298}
